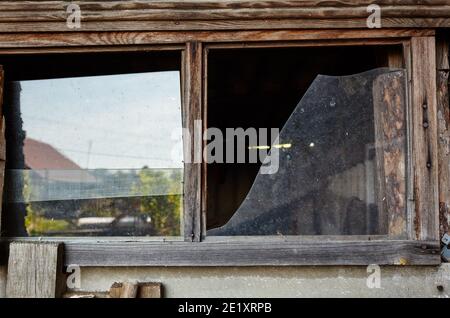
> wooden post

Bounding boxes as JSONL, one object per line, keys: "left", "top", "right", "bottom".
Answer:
{"left": 6, "top": 242, "right": 64, "bottom": 298}
{"left": 436, "top": 35, "right": 450, "bottom": 238}
{"left": 183, "top": 42, "right": 202, "bottom": 242}
{"left": 373, "top": 70, "right": 407, "bottom": 237}
{"left": 410, "top": 36, "right": 439, "bottom": 241}
{"left": 0, "top": 66, "right": 5, "bottom": 235}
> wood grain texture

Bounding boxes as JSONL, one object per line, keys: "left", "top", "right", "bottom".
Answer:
{"left": 119, "top": 282, "right": 138, "bottom": 298}
{"left": 0, "top": 67, "right": 4, "bottom": 235}
{"left": 6, "top": 242, "right": 64, "bottom": 298}
{"left": 0, "top": 19, "right": 447, "bottom": 33}
{"left": 0, "top": 29, "right": 433, "bottom": 49}
{"left": 373, "top": 71, "right": 407, "bottom": 237}
{"left": 3, "top": 6, "right": 450, "bottom": 22}
{"left": 0, "top": 0, "right": 449, "bottom": 32}
{"left": 0, "top": 0, "right": 448, "bottom": 33}
{"left": 387, "top": 45, "right": 404, "bottom": 68}
{"left": 109, "top": 282, "right": 122, "bottom": 298}
{"left": 411, "top": 37, "right": 439, "bottom": 241}
{"left": 183, "top": 42, "right": 202, "bottom": 242}
{"left": 109, "top": 281, "right": 161, "bottom": 298}
{"left": 61, "top": 240, "right": 440, "bottom": 266}
{"left": 1, "top": 1, "right": 449, "bottom": 12}
{"left": 137, "top": 282, "right": 162, "bottom": 298}
{"left": 201, "top": 46, "right": 208, "bottom": 240}
{"left": 436, "top": 36, "right": 450, "bottom": 238}
{"left": 0, "top": 1, "right": 449, "bottom": 34}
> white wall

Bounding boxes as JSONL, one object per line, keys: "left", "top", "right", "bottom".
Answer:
{"left": 1, "top": 264, "right": 448, "bottom": 297}
{"left": 70, "top": 264, "right": 450, "bottom": 298}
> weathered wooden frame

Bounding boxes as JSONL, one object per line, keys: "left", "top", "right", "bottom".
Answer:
{"left": 0, "top": 1, "right": 449, "bottom": 32}
{"left": 0, "top": 28, "right": 441, "bottom": 266}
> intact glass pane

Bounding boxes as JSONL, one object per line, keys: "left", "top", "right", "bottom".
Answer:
{"left": 4, "top": 71, "right": 183, "bottom": 236}
{"left": 208, "top": 68, "right": 407, "bottom": 236}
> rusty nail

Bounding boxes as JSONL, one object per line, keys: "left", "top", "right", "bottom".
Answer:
{"left": 426, "top": 162, "right": 432, "bottom": 168}
{"left": 422, "top": 103, "right": 428, "bottom": 109}
{"left": 423, "top": 121, "right": 429, "bottom": 128}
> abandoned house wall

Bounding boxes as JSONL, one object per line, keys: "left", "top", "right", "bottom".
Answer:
{"left": 2, "top": 265, "right": 448, "bottom": 298}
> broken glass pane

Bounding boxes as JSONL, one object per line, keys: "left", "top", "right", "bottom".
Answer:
{"left": 208, "top": 68, "right": 407, "bottom": 236}
{"left": 4, "top": 71, "right": 184, "bottom": 237}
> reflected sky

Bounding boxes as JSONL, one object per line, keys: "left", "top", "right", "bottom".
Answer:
{"left": 18, "top": 71, "right": 183, "bottom": 169}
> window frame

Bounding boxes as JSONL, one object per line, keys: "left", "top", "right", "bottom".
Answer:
{"left": 0, "top": 29, "right": 441, "bottom": 266}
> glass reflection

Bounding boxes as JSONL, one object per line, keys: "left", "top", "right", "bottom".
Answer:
{"left": 4, "top": 71, "right": 183, "bottom": 236}
{"left": 208, "top": 68, "right": 407, "bottom": 236}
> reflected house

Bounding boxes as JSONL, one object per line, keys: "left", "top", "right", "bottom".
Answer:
{"left": 24, "top": 138, "right": 96, "bottom": 184}
{"left": 22, "top": 138, "right": 97, "bottom": 220}
{"left": 21, "top": 138, "right": 164, "bottom": 235}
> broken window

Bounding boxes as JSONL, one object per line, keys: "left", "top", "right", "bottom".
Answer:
{"left": 1, "top": 51, "right": 184, "bottom": 237}
{"left": 206, "top": 47, "right": 407, "bottom": 236}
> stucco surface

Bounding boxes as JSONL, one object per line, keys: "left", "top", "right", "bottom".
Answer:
{"left": 1, "top": 264, "right": 449, "bottom": 297}
{"left": 70, "top": 265, "right": 450, "bottom": 298}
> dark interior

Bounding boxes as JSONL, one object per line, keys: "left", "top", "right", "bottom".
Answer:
{"left": 206, "top": 45, "right": 399, "bottom": 231}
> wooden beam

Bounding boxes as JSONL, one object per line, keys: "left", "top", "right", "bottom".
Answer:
{"left": 6, "top": 242, "right": 64, "bottom": 298}
{"left": 1, "top": 1, "right": 449, "bottom": 12}
{"left": 0, "top": 29, "right": 434, "bottom": 49}
{"left": 0, "top": 1, "right": 448, "bottom": 34}
{"left": 3, "top": 6, "right": 450, "bottom": 22}
{"left": 411, "top": 36, "right": 439, "bottom": 241}
{"left": 436, "top": 35, "right": 450, "bottom": 238}
{"left": 373, "top": 70, "right": 407, "bottom": 237}
{"left": 201, "top": 46, "right": 208, "bottom": 240}
{"left": 58, "top": 240, "right": 440, "bottom": 266}
{"left": 0, "top": 66, "right": 4, "bottom": 235}
{"left": 183, "top": 42, "right": 202, "bottom": 242}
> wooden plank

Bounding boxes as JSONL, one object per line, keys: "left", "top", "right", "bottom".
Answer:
{"left": 6, "top": 242, "right": 64, "bottom": 298}
{"left": 373, "top": 71, "right": 407, "bottom": 237}
{"left": 411, "top": 37, "right": 439, "bottom": 241}
{"left": 1, "top": 1, "right": 449, "bottom": 12}
{"left": 201, "top": 46, "right": 208, "bottom": 239}
{"left": 109, "top": 281, "right": 161, "bottom": 298}
{"left": 403, "top": 40, "right": 416, "bottom": 239}
{"left": 109, "top": 282, "right": 139, "bottom": 298}
{"left": 0, "top": 66, "right": 4, "bottom": 235}
{"left": 0, "top": 19, "right": 446, "bottom": 33}
{"left": 0, "top": 29, "right": 434, "bottom": 49}
{"left": 138, "top": 282, "right": 162, "bottom": 298}
{"left": 183, "top": 42, "right": 202, "bottom": 242}
{"left": 3, "top": 6, "right": 450, "bottom": 22}
{"left": 62, "top": 240, "right": 440, "bottom": 266}
{"left": 387, "top": 45, "right": 405, "bottom": 68}
{"left": 204, "top": 39, "right": 407, "bottom": 50}
{"left": 119, "top": 282, "right": 138, "bottom": 298}
{"left": 109, "top": 282, "right": 123, "bottom": 298}
{"left": 436, "top": 35, "right": 450, "bottom": 238}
